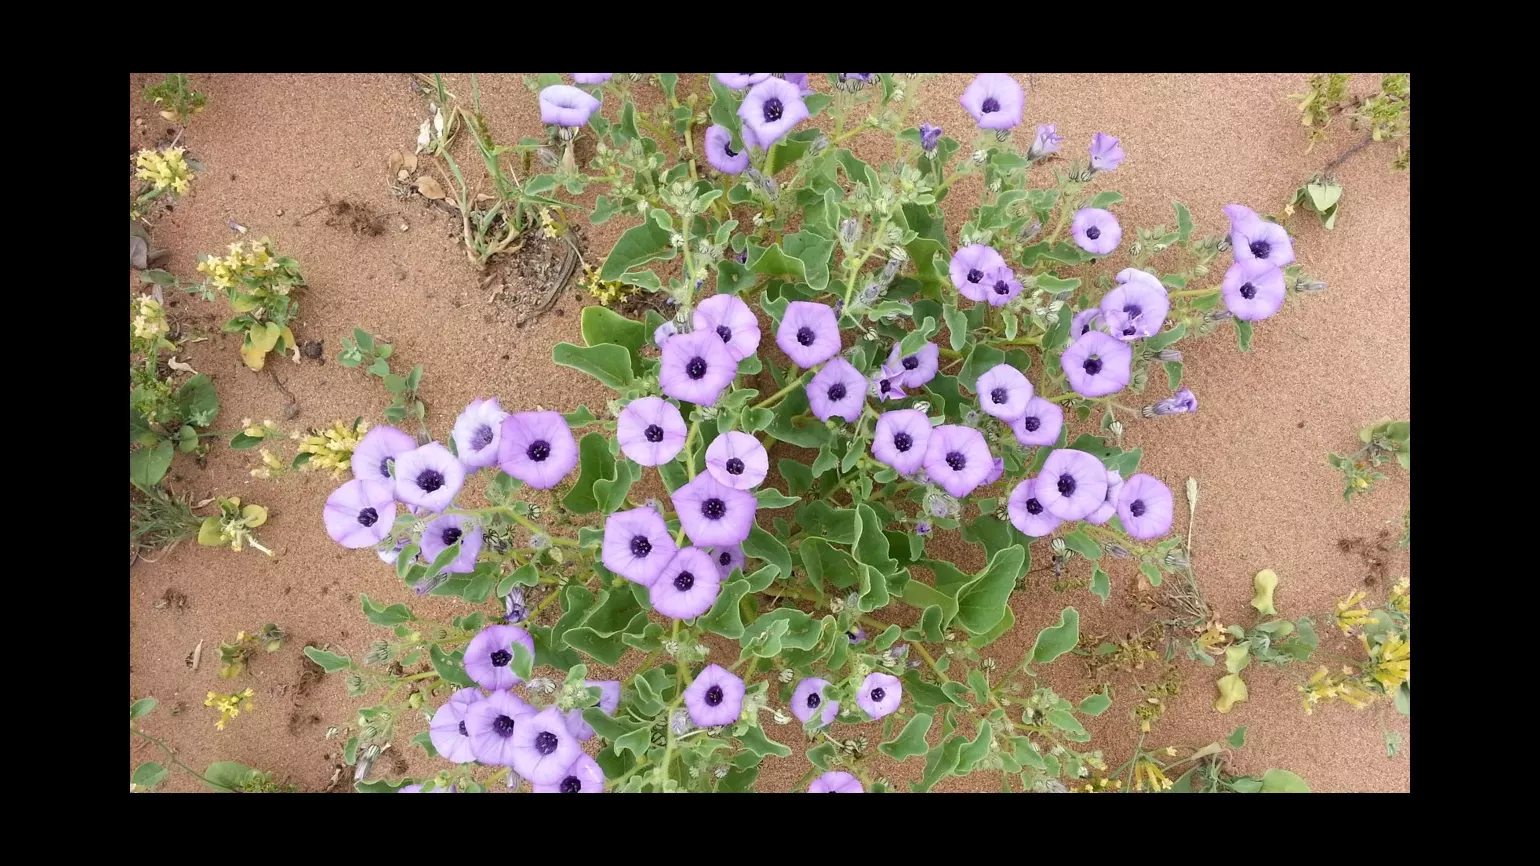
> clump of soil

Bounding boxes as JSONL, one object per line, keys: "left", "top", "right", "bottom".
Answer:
{"left": 308, "top": 194, "right": 389, "bottom": 237}
{"left": 155, "top": 587, "right": 188, "bottom": 610}
{"left": 491, "top": 230, "right": 578, "bottom": 327}
{"left": 1337, "top": 529, "right": 1395, "bottom": 586}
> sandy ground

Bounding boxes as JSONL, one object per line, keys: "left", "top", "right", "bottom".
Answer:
{"left": 128, "top": 73, "right": 1410, "bottom": 793}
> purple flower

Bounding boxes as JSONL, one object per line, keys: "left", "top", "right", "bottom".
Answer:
{"left": 650, "top": 547, "right": 722, "bottom": 619}
{"left": 654, "top": 321, "right": 678, "bottom": 347}
{"left": 781, "top": 73, "right": 813, "bottom": 95}
{"left": 872, "top": 409, "right": 932, "bottom": 475}
{"left": 572, "top": 73, "right": 611, "bottom": 85}
{"left": 353, "top": 425, "right": 417, "bottom": 483}
{"left": 1010, "top": 396, "right": 1063, "bottom": 447}
{"left": 464, "top": 689, "right": 535, "bottom": 766}
{"left": 498, "top": 411, "right": 579, "bottom": 490}
{"left": 703, "top": 124, "right": 750, "bottom": 175}
{"left": 1071, "top": 309, "right": 1106, "bottom": 339}
{"left": 982, "top": 266, "right": 1023, "bottom": 307}
{"left": 984, "top": 457, "right": 1005, "bottom": 486}
{"left": 950, "top": 244, "right": 1007, "bottom": 302}
{"left": 716, "top": 73, "right": 772, "bottom": 89}
{"left": 1036, "top": 449, "right": 1110, "bottom": 521}
{"left": 1158, "top": 387, "right": 1199, "bottom": 415}
{"left": 451, "top": 398, "right": 508, "bottom": 470}
{"left": 539, "top": 85, "right": 600, "bottom": 128}
{"left": 429, "top": 688, "right": 484, "bottom": 764}
{"left": 1118, "top": 473, "right": 1174, "bottom": 539}
{"left": 672, "top": 473, "right": 757, "bottom": 547}
{"left": 420, "top": 514, "right": 483, "bottom": 574}
{"left": 869, "top": 363, "right": 908, "bottom": 402}
{"left": 776, "top": 301, "right": 841, "bottom": 368}
{"left": 809, "top": 771, "right": 865, "bottom": 793}
{"left": 923, "top": 424, "right": 994, "bottom": 498}
{"left": 1008, "top": 477, "right": 1063, "bottom": 537}
{"left": 1085, "top": 469, "right": 1124, "bottom": 526}
{"left": 511, "top": 706, "right": 583, "bottom": 785}
{"left": 919, "top": 123, "right": 943, "bottom": 152}
{"left": 393, "top": 442, "right": 465, "bottom": 511}
{"left": 915, "top": 521, "right": 933, "bottom": 536}
{"left": 791, "top": 677, "right": 838, "bottom": 727}
{"left": 1226, "top": 204, "right": 1295, "bottom": 267}
{"left": 1221, "top": 258, "right": 1287, "bottom": 321}
{"left": 617, "top": 397, "right": 687, "bottom": 467}
{"left": 463, "top": 624, "right": 537, "bottom": 691}
{"left": 886, "top": 342, "right": 939, "bottom": 389}
{"left": 706, "top": 544, "right": 745, "bottom": 577}
{"left": 1101, "top": 269, "right": 1170, "bottom": 342}
{"left": 808, "top": 357, "right": 867, "bottom": 423}
{"left": 738, "top": 77, "right": 809, "bottom": 148}
{"left": 685, "top": 663, "right": 745, "bottom": 727}
{"left": 1028, "top": 123, "right": 1065, "bottom": 160}
{"left": 1071, "top": 208, "right": 1122, "bottom": 256}
{"left": 323, "top": 479, "right": 396, "bottom": 549}
{"left": 976, "top": 363, "right": 1034, "bottom": 421}
{"left": 532, "top": 753, "right": 605, "bottom": 793}
{"left": 1061, "top": 330, "right": 1132, "bottom": 397}
{"left": 601, "top": 506, "right": 678, "bottom": 586}
{"left": 693, "top": 293, "right": 760, "bottom": 360}
{"left": 857, "top": 672, "right": 902, "bottom": 719}
{"left": 1088, "top": 132, "right": 1125, "bottom": 172}
{"left": 564, "top": 680, "right": 622, "bottom": 741}
{"left": 706, "top": 431, "right": 768, "bottom": 490}
{"left": 848, "top": 625, "right": 868, "bottom": 643}
{"left": 399, "top": 783, "right": 454, "bottom": 793}
{"left": 960, "top": 73, "right": 1024, "bottom": 130}
{"left": 661, "top": 329, "right": 738, "bottom": 407}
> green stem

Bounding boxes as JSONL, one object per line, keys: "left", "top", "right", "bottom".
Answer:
{"left": 130, "top": 726, "right": 223, "bottom": 790}
{"left": 1169, "top": 286, "right": 1220, "bottom": 299}
{"left": 753, "top": 370, "right": 812, "bottom": 410}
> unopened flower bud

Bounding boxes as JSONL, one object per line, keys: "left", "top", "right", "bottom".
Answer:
{"left": 1106, "top": 543, "right": 1132, "bottom": 559}
{"left": 840, "top": 218, "right": 861, "bottom": 245}
{"left": 1157, "top": 349, "right": 1183, "bottom": 362}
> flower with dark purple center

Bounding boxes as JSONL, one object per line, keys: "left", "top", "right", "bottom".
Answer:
{"left": 660, "top": 329, "right": 738, "bottom": 407}
{"left": 1085, "top": 469, "right": 1124, "bottom": 526}
{"left": 982, "top": 266, "right": 1023, "bottom": 307}
{"left": 352, "top": 424, "right": 416, "bottom": 484}
{"left": 463, "top": 624, "right": 536, "bottom": 691}
{"left": 1071, "top": 208, "right": 1122, "bottom": 256}
{"left": 703, "top": 124, "right": 750, "bottom": 175}
{"left": 869, "top": 362, "right": 908, "bottom": 402}
{"left": 323, "top": 479, "right": 397, "bottom": 549}
{"left": 420, "top": 513, "right": 483, "bottom": 574}
{"left": 1089, "top": 132, "right": 1125, "bottom": 172}
{"left": 601, "top": 506, "right": 678, "bottom": 586}
{"left": 1061, "top": 330, "right": 1132, "bottom": 398}
{"left": 886, "top": 342, "right": 939, "bottom": 389}
{"left": 511, "top": 707, "right": 582, "bottom": 785}
{"left": 497, "top": 411, "right": 578, "bottom": 490}
{"left": 1010, "top": 396, "right": 1064, "bottom": 447}
{"left": 649, "top": 547, "right": 722, "bottom": 620}
{"left": 706, "top": 431, "right": 769, "bottom": 490}
{"left": 1221, "top": 258, "right": 1287, "bottom": 321}
{"left": 1118, "top": 473, "right": 1175, "bottom": 539}
{"left": 450, "top": 398, "right": 508, "bottom": 471}
{"left": 1100, "top": 268, "right": 1170, "bottom": 342}
{"left": 738, "top": 77, "right": 809, "bottom": 148}
{"left": 1008, "top": 477, "right": 1063, "bottom": 537}
{"left": 776, "top": 301, "right": 841, "bottom": 368}
{"left": 429, "top": 688, "right": 484, "bottom": 764}
{"left": 704, "top": 544, "right": 746, "bottom": 578}
{"left": 807, "top": 357, "right": 867, "bottom": 423}
{"left": 392, "top": 442, "right": 466, "bottom": 511}
{"left": 672, "top": 472, "right": 756, "bottom": 547}
{"left": 617, "top": 396, "right": 688, "bottom": 467}
{"left": 950, "top": 244, "right": 1007, "bottom": 302}
{"left": 780, "top": 73, "right": 814, "bottom": 95}
{"left": 791, "top": 677, "right": 839, "bottom": 728}
{"left": 532, "top": 753, "right": 605, "bottom": 793}
{"left": 872, "top": 409, "right": 932, "bottom": 475}
{"left": 1036, "top": 448, "right": 1110, "bottom": 521}
{"left": 960, "top": 73, "right": 1024, "bottom": 130}
{"left": 539, "top": 85, "right": 601, "bottom": 128}
{"left": 1070, "top": 308, "right": 1106, "bottom": 339}
{"left": 464, "top": 689, "right": 535, "bottom": 767}
{"left": 693, "top": 293, "right": 761, "bottom": 360}
{"left": 857, "top": 672, "right": 902, "bottom": 719}
{"left": 923, "top": 424, "right": 995, "bottom": 498}
{"left": 685, "top": 663, "right": 745, "bottom": 727}
{"left": 975, "top": 363, "right": 1034, "bottom": 422}
{"left": 1225, "top": 204, "right": 1296, "bottom": 267}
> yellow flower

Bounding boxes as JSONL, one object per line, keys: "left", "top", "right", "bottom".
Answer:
{"left": 1298, "top": 666, "right": 1378, "bottom": 714}
{"left": 1368, "top": 634, "right": 1410, "bottom": 693}
{"left": 1133, "top": 758, "right": 1172, "bottom": 792}
{"left": 205, "top": 688, "right": 256, "bottom": 730}
{"left": 1334, "top": 590, "right": 1375, "bottom": 635}
{"left": 1389, "top": 578, "right": 1410, "bottom": 614}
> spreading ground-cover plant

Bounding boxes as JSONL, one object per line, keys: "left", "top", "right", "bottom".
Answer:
{"left": 1328, "top": 418, "right": 1410, "bottom": 500}
{"left": 1283, "top": 73, "right": 1410, "bottom": 230}
{"left": 301, "top": 73, "right": 1338, "bottom": 794}
{"left": 129, "top": 293, "right": 220, "bottom": 488}
{"left": 131, "top": 697, "right": 298, "bottom": 792}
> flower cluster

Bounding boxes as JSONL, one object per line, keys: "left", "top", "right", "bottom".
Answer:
{"left": 204, "top": 688, "right": 255, "bottom": 731}
{"left": 135, "top": 146, "right": 194, "bottom": 197}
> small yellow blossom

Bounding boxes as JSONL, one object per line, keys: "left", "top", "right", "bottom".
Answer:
{"left": 581, "top": 263, "right": 637, "bottom": 307}
{"left": 135, "top": 146, "right": 195, "bottom": 197}
{"left": 205, "top": 687, "right": 256, "bottom": 730}
{"left": 1389, "top": 578, "right": 1410, "bottom": 615}
{"left": 1367, "top": 633, "right": 1410, "bottom": 693}
{"left": 1334, "top": 590, "right": 1375, "bottom": 635}
{"left": 1133, "top": 758, "right": 1173, "bottom": 792}
{"left": 1298, "top": 666, "right": 1377, "bottom": 714}
{"left": 295, "top": 418, "right": 369, "bottom": 479}
{"left": 132, "top": 296, "right": 171, "bottom": 343}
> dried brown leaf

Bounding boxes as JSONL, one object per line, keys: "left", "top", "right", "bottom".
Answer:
{"left": 415, "top": 175, "right": 446, "bottom": 200}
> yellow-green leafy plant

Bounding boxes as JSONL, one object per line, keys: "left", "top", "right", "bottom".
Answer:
{"left": 143, "top": 73, "right": 208, "bottom": 126}
{"left": 197, "top": 496, "right": 272, "bottom": 556}
{"left": 129, "top": 293, "right": 220, "bottom": 489}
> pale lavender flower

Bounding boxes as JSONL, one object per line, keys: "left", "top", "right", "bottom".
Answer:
{"left": 872, "top": 409, "right": 932, "bottom": 475}
{"left": 706, "top": 544, "right": 746, "bottom": 577}
{"left": 464, "top": 689, "right": 535, "bottom": 767}
{"left": 716, "top": 73, "right": 772, "bottom": 89}
{"left": 923, "top": 424, "right": 994, "bottom": 498}
{"left": 511, "top": 707, "right": 583, "bottom": 785}
{"left": 808, "top": 357, "right": 868, "bottom": 423}
{"left": 809, "top": 771, "right": 865, "bottom": 793}
{"left": 775, "top": 301, "right": 841, "bottom": 368}
{"left": 1222, "top": 258, "right": 1287, "bottom": 321}
{"left": 960, "top": 73, "right": 1024, "bottom": 130}
{"left": 352, "top": 424, "right": 416, "bottom": 483}
{"left": 1118, "top": 473, "right": 1175, "bottom": 539}
{"left": 1011, "top": 396, "right": 1064, "bottom": 447}
{"left": 393, "top": 442, "right": 465, "bottom": 511}
{"left": 706, "top": 431, "right": 769, "bottom": 490}
{"left": 1028, "top": 123, "right": 1065, "bottom": 160}
{"left": 1070, "top": 309, "right": 1106, "bottom": 339}
{"left": 661, "top": 329, "right": 738, "bottom": 407}
{"left": 982, "top": 266, "right": 1023, "bottom": 307}
{"left": 539, "top": 85, "right": 601, "bottom": 127}
{"left": 781, "top": 73, "right": 814, "bottom": 95}
{"left": 1085, "top": 469, "right": 1124, "bottom": 526}
{"left": 617, "top": 397, "right": 688, "bottom": 467}
{"left": 429, "top": 688, "right": 484, "bottom": 764}
{"left": 323, "top": 479, "right": 396, "bottom": 549}
{"left": 1036, "top": 449, "right": 1110, "bottom": 521}
{"left": 738, "top": 77, "right": 809, "bottom": 147}
{"left": 848, "top": 626, "right": 868, "bottom": 643}
{"left": 419, "top": 513, "right": 483, "bottom": 574}
{"left": 693, "top": 293, "right": 761, "bottom": 360}
{"left": 1061, "top": 330, "right": 1132, "bottom": 398}
{"left": 704, "top": 124, "right": 750, "bottom": 175}
{"left": 1101, "top": 269, "right": 1170, "bottom": 342}
{"left": 463, "top": 624, "right": 536, "bottom": 691}
{"left": 1008, "top": 477, "right": 1063, "bottom": 537}
{"left": 950, "top": 244, "right": 1007, "bottom": 302}
{"left": 672, "top": 473, "right": 757, "bottom": 547}
{"left": 984, "top": 457, "right": 1005, "bottom": 486}
{"left": 1225, "top": 204, "right": 1295, "bottom": 267}
{"left": 650, "top": 547, "right": 722, "bottom": 620}
{"left": 685, "top": 664, "right": 745, "bottom": 727}
{"left": 976, "top": 363, "right": 1034, "bottom": 422}
{"left": 791, "top": 677, "right": 839, "bottom": 727}
{"left": 1071, "top": 208, "right": 1122, "bottom": 256}
{"left": 654, "top": 321, "right": 678, "bottom": 347}
{"left": 498, "top": 412, "right": 579, "bottom": 490}
{"left": 886, "top": 342, "right": 939, "bottom": 389}
{"left": 1088, "top": 132, "right": 1125, "bottom": 172}
{"left": 451, "top": 398, "right": 508, "bottom": 470}
{"left": 601, "top": 506, "right": 678, "bottom": 586}
{"left": 532, "top": 753, "right": 605, "bottom": 793}
{"left": 857, "top": 672, "right": 902, "bottom": 719}
{"left": 564, "top": 680, "right": 622, "bottom": 742}
{"left": 920, "top": 123, "right": 943, "bottom": 152}
{"left": 572, "top": 74, "right": 612, "bottom": 85}
{"left": 870, "top": 363, "right": 908, "bottom": 402}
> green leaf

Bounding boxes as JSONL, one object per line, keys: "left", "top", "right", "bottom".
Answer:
{"left": 955, "top": 545, "right": 1025, "bottom": 635}
{"left": 1046, "top": 708, "right": 1086, "bottom": 737}
{"left": 967, "top": 605, "right": 1015, "bottom": 648}
{"left": 801, "top": 538, "right": 861, "bottom": 590}
{"left": 879, "top": 712, "right": 934, "bottom": 761}
{"left": 509, "top": 640, "right": 534, "bottom": 682}
{"left": 429, "top": 647, "right": 477, "bottom": 689}
{"left": 1235, "top": 319, "right": 1254, "bottom": 352}
{"left": 739, "top": 725, "right": 792, "bottom": 758}
{"left": 700, "top": 579, "right": 751, "bottom": 638}
{"left": 593, "top": 460, "right": 636, "bottom": 515}
{"left": 743, "top": 523, "right": 791, "bottom": 579}
{"left": 564, "top": 588, "right": 645, "bottom": 665}
{"left": 361, "top": 594, "right": 414, "bottom": 626}
{"left": 899, "top": 579, "right": 959, "bottom": 629}
{"left": 1061, "top": 530, "right": 1103, "bottom": 560}
{"left": 563, "top": 432, "right": 617, "bottom": 514}
{"left": 955, "top": 724, "right": 994, "bottom": 774}
{"left": 303, "top": 647, "right": 351, "bottom": 672}
{"left": 132, "top": 761, "right": 169, "bottom": 788}
{"left": 748, "top": 243, "right": 808, "bottom": 284}
{"left": 914, "top": 737, "right": 964, "bottom": 792}
{"left": 1090, "top": 191, "right": 1124, "bottom": 209}
{"left": 175, "top": 373, "right": 219, "bottom": 425}
{"left": 1258, "top": 769, "right": 1311, "bottom": 793}
{"left": 1228, "top": 725, "right": 1248, "bottom": 748}
{"left": 202, "top": 761, "right": 256, "bottom": 792}
{"left": 943, "top": 304, "right": 969, "bottom": 352}
{"left": 1089, "top": 565, "right": 1110, "bottom": 603}
{"left": 129, "top": 440, "right": 175, "bottom": 489}
{"left": 599, "top": 220, "right": 676, "bottom": 282}
{"left": 1078, "top": 691, "right": 1112, "bottom": 716}
{"left": 130, "top": 697, "right": 158, "bottom": 720}
{"left": 755, "top": 488, "right": 800, "bottom": 509}
{"left": 1251, "top": 569, "right": 1279, "bottom": 615}
{"left": 1030, "top": 608, "right": 1080, "bottom": 665}
{"left": 1173, "top": 201, "right": 1194, "bottom": 243}
{"left": 580, "top": 306, "right": 646, "bottom": 374}
{"left": 228, "top": 431, "right": 263, "bottom": 450}
{"left": 552, "top": 342, "right": 635, "bottom": 390}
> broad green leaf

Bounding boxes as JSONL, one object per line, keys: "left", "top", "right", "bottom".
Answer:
{"left": 755, "top": 488, "right": 800, "bottom": 509}
{"left": 1215, "top": 673, "right": 1248, "bottom": 713}
{"left": 1046, "top": 708, "right": 1086, "bottom": 736}
{"left": 699, "top": 579, "right": 751, "bottom": 639}
{"left": 1078, "top": 691, "right": 1112, "bottom": 716}
{"left": 1251, "top": 569, "right": 1279, "bottom": 615}
{"left": 1061, "top": 530, "right": 1103, "bottom": 560}
{"left": 1173, "top": 201, "right": 1194, "bottom": 243}
{"left": 738, "top": 725, "right": 792, "bottom": 758}
{"left": 955, "top": 546, "right": 1025, "bottom": 635}
{"left": 967, "top": 605, "right": 1015, "bottom": 648}
{"left": 1235, "top": 319, "right": 1254, "bottom": 352}
{"left": 509, "top": 640, "right": 535, "bottom": 681}
{"left": 599, "top": 220, "right": 676, "bottom": 282}
{"left": 1030, "top": 607, "right": 1080, "bottom": 665}
{"left": 1090, "top": 191, "right": 1124, "bottom": 209}
{"left": 747, "top": 243, "right": 808, "bottom": 284}
{"left": 1228, "top": 725, "right": 1248, "bottom": 748}
{"left": 563, "top": 432, "right": 617, "bottom": 514}
{"left": 955, "top": 724, "right": 994, "bottom": 774}
{"left": 1258, "top": 769, "right": 1311, "bottom": 793}
{"left": 899, "top": 579, "right": 959, "bottom": 628}
{"left": 176, "top": 374, "right": 219, "bottom": 425}
{"left": 202, "top": 761, "right": 256, "bottom": 792}
{"left": 361, "top": 594, "right": 414, "bottom": 626}
{"left": 743, "top": 523, "right": 791, "bottom": 578}
{"left": 130, "top": 697, "right": 158, "bottom": 720}
{"left": 801, "top": 537, "right": 860, "bottom": 590}
{"left": 1089, "top": 565, "right": 1110, "bottom": 603}
{"left": 879, "top": 712, "right": 934, "bottom": 761}
{"left": 303, "top": 647, "right": 351, "bottom": 672}
{"left": 132, "top": 761, "right": 168, "bottom": 788}
{"left": 580, "top": 306, "right": 646, "bottom": 373}
{"left": 943, "top": 304, "right": 969, "bottom": 352}
{"left": 430, "top": 646, "right": 476, "bottom": 687}
{"left": 552, "top": 342, "right": 635, "bottom": 390}
{"left": 129, "top": 440, "right": 174, "bottom": 489}
{"left": 1224, "top": 644, "right": 1251, "bottom": 674}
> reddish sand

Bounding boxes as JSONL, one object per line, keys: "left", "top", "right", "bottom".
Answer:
{"left": 129, "top": 73, "right": 1409, "bottom": 793}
